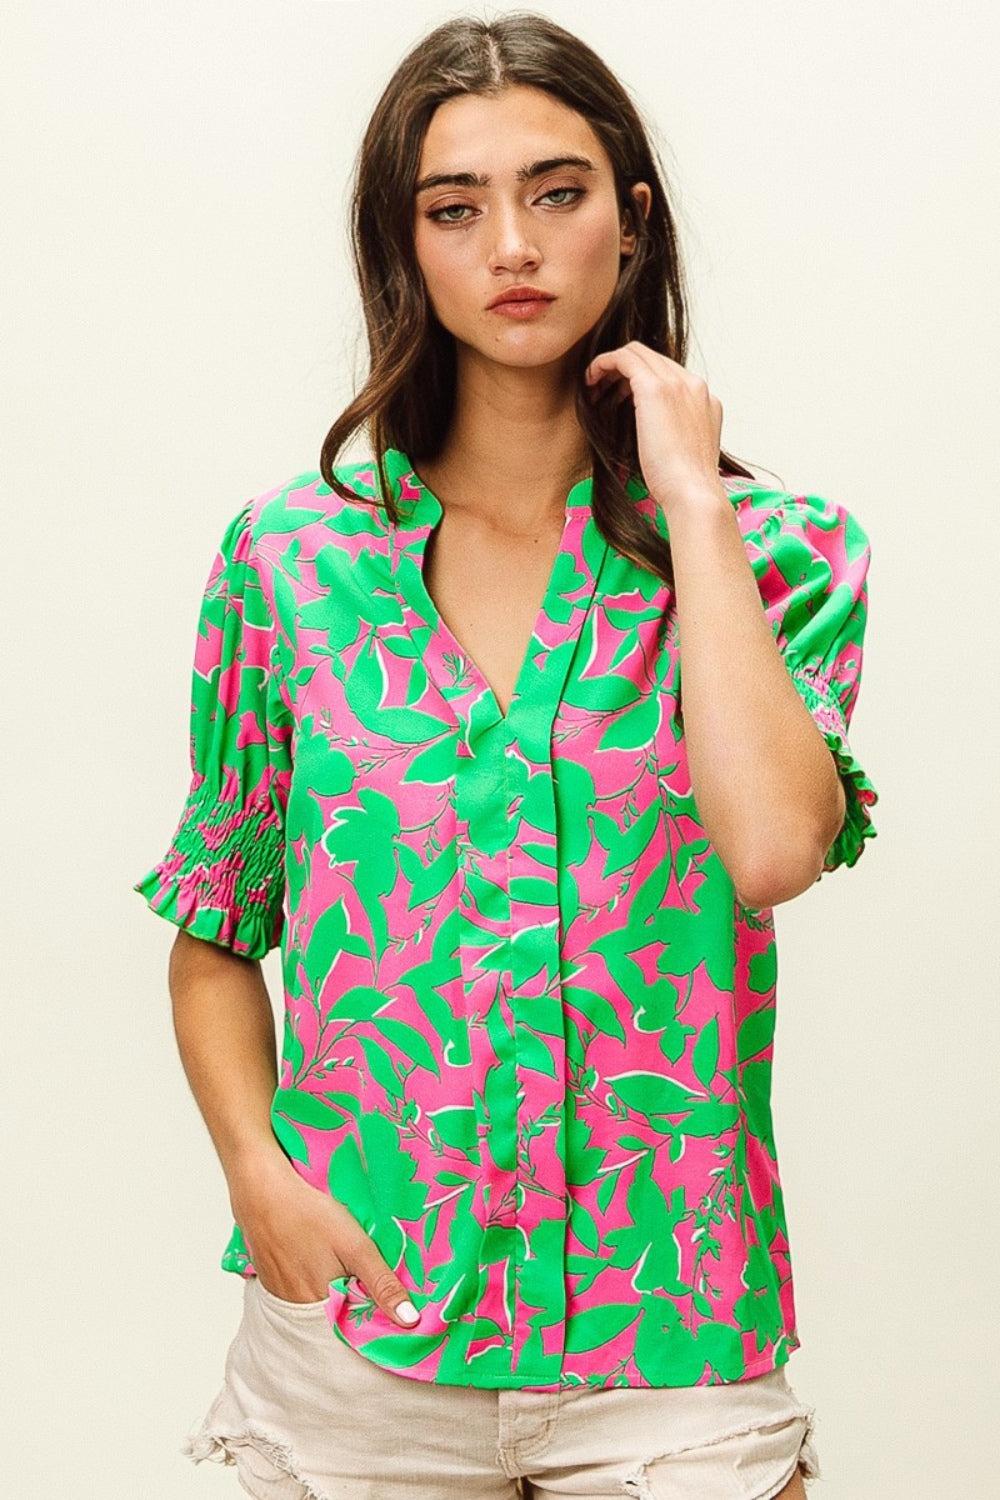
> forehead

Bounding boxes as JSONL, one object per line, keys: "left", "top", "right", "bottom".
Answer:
{"left": 417, "top": 85, "right": 610, "bottom": 174}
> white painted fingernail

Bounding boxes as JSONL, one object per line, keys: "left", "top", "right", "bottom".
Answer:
{"left": 396, "top": 1300, "right": 420, "bottom": 1325}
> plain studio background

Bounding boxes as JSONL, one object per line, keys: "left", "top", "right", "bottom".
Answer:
{"left": 2, "top": 1, "right": 996, "bottom": 1495}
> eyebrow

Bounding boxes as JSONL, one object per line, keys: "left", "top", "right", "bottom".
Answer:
{"left": 413, "top": 155, "right": 597, "bottom": 196}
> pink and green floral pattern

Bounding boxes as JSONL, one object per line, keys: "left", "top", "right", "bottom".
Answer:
{"left": 136, "top": 447, "right": 876, "bottom": 1391}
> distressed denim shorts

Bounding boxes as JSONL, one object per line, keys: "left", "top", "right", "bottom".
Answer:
{"left": 182, "top": 1275, "right": 821, "bottom": 1500}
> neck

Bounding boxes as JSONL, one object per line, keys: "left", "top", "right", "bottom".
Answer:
{"left": 416, "top": 347, "right": 592, "bottom": 529}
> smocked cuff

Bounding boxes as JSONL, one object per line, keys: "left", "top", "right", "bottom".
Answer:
{"left": 790, "top": 667, "right": 878, "bottom": 873}
{"left": 134, "top": 775, "right": 284, "bottom": 959}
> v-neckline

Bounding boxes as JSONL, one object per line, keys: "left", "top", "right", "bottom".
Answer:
{"left": 382, "top": 449, "right": 604, "bottom": 736}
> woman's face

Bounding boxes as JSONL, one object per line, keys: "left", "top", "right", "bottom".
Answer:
{"left": 413, "top": 85, "right": 649, "bottom": 376}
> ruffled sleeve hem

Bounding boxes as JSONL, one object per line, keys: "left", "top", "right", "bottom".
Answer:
{"left": 789, "top": 666, "right": 879, "bottom": 874}
{"left": 133, "top": 772, "right": 284, "bottom": 960}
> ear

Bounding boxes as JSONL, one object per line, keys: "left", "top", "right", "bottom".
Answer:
{"left": 620, "top": 182, "right": 652, "bottom": 257}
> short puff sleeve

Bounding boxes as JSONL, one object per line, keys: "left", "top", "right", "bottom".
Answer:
{"left": 134, "top": 505, "right": 291, "bottom": 957}
{"left": 738, "top": 486, "right": 878, "bottom": 873}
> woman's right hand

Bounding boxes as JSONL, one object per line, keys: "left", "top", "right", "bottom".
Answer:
{"left": 228, "top": 1150, "right": 420, "bottom": 1327}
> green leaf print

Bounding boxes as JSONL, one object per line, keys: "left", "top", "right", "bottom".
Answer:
{"left": 405, "top": 660, "right": 429, "bottom": 706}
{"left": 395, "top": 951, "right": 472, "bottom": 1069}
{"left": 271, "top": 1112, "right": 309, "bottom": 1165}
{"left": 748, "top": 942, "right": 777, "bottom": 993}
{"left": 599, "top": 800, "right": 662, "bottom": 878}
{"left": 281, "top": 1010, "right": 304, "bottom": 1078}
{"left": 359, "top": 1109, "right": 429, "bottom": 1225}
{"left": 740, "top": 1059, "right": 776, "bottom": 1155}
{"left": 598, "top": 693, "right": 662, "bottom": 753}
{"left": 510, "top": 875, "right": 560, "bottom": 907}
{"left": 844, "top": 507, "right": 870, "bottom": 562}
{"left": 634, "top": 1297, "right": 745, "bottom": 1384}
{"left": 566, "top": 1253, "right": 608, "bottom": 1297}
{"left": 562, "top": 657, "right": 642, "bottom": 715}
{"left": 695, "top": 1321, "right": 746, "bottom": 1381}
{"left": 563, "top": 986, "right": 627, "bottom": 1045}
{"left": 516, "top": 1026, "right": 559, "bottom": 1078}
{"left": 552, "top": 757, "right": 595, "bottom": 851}
{"left": 737, "top": 1006, "right": 776, "bottom": 1062}
{"left": 596, "top": 1166, "right": 622, "bottom": 1214}
{"left": 399, "top": 844, "right": 455, "bottom": 911}
{"left": 427, "top": 1105, "right": 478, "bottom": 1154}
{"left": 564, "top": 1302, "right": 642, "bottom": 1354}
{"left": 402, "top": 736, "right": 457, "bottom": 785}
{"left": 545, "top": 553, "right": 588, "bottom": 620}
{"left": 569, "top": 1198, "right": 601, "bottom": 1253}
{"left": 357, "top": 1035, "right": 405, "bottom": 1100}
{"left": 297, "top": 597, "right": 363, "bottom": 653}
{"left": 324, "top": 986, "right": 394, "bottom": 1022}
{"left": 343, "top": 644, "right": 443, "bottom": 744}
{"left": 674, "top": 1099, "right": 739, "bottom": 1138}
{"left": 303, "top": 899, "right": 370, "bottom": 988}
{"left": 291, "top": 729, "right": 355, "bottom": 796}
{"left": 733, "top": 1242, "right": 784, "bottom": 1353}
{"left": 606, "top": 1070, "right": 706, "bottom": 1118}
{"left": 328, "top": 1133, "right": 376, "bottom": 1225}
{"left": 604, "top": 1156, "right": 690, "bottom": 1296}
{"left": 692, "top": 1017, "right": 720, "bottom": 1088}
{"left": 375, "top": 1017, "right": 442, "bottom": 1077}
{"left": 562, "top": 1093, "right": 608, "bottom": 1187}
{"left": 272, "top": 1087, "right": 352, "bottom": 1131}
{"left": 358, "top": 1332, "right": 449, "bottom": 1368}
{"left": 656, "top": 864, "right": 737, "bottom": 991}
{"left": 381, "top": 633, "right": 420, "bottom": 658}
{"left": 258, "top": 489, "right": 327, "bottom": 535}
{"left": 633, "top": 1298, "right": 703, "bottom": 1385}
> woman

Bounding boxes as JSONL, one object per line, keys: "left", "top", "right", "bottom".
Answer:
{"left": 136, "top": 12, "right": 877, "bottom": 1499}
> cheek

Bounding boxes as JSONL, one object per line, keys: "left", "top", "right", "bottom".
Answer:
{"left": 414, "top": 232, "right": 471, "bottom": 318}
{"left": 574, "top": 217, "right": 625, "bottom": 294}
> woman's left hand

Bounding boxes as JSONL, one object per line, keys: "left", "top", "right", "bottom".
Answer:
{"left": 584, "top": 342, "right": 726, "bottom": 518}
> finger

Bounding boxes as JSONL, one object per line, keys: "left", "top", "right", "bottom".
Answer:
{"left": 586, "top": 342, "right": 653, "bottom": 383}
{"left": 350, "top": 1241, "right": 421, "bottom": 1327}
{"left": 585, "top": 375, "right": 619, "bottom": 405}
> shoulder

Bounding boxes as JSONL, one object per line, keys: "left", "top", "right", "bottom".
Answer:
{"left": 219, "top": 459, "right": 391, "bottom": 563}
{"left": 720, "top": 477, "right": 871, "bottom": 569}
{"left": 245, "top": 460, "right": 387, "bottom": 541}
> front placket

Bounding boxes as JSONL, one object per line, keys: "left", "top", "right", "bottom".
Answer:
{"left": 499, "top": 497, "right": 607, "bottom": 1378}
{"left": 388, "top": 456, "right": 609, "bottom": 1382}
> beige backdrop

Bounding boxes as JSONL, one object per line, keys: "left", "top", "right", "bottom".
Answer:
{"left": 3, "top": 1, "right": 996, "bottom": 1494}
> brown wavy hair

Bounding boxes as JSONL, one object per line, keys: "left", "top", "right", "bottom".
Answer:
{"left": 320, "top": 10, "right": 765, "bottom": 585}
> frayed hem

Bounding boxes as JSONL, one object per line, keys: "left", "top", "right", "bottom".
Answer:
{"left": 622, "top": 1463, "right": 656, "bottom": 1499}
{"left": 796, "top": 1405, "right": 822, "bottom": 1482}
{"left": 181, "top": 1420, "right": 334, "bottom": 1500}
{"left": 746, "top": 1406, "right": 823, "bottom": 1498}
{"left": 620, "top": 1404, "right": 821, "bottom": 1499}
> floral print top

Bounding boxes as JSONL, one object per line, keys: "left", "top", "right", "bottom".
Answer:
{"left": 136, "top": 446, "right": 877, "bottom": 1391}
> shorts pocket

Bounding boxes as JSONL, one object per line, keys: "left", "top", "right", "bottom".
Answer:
{"left": 252, "top": 1276, "right": 331, "bottom": 1317}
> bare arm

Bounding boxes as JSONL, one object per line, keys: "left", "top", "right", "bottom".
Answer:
{"left": 584, "top": 344, "right": 846, "bottom": 907}
{"left": 168, "top": 927, "right": 283, "bottom": 1175}
{"left": 667, "top": 491, "right": 845, "bottom": 909}
{"left": 167, "top": 929, "right": 420, "bottom": 1324}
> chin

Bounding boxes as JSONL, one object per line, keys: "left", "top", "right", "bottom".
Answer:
{"left": 466, "top": 326, "right": 592, "bottom": 371}
{"left": 485, "top": 344, "right": 574, "bottom": 369}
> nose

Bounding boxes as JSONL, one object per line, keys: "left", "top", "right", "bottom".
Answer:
{"left": 487, "top": 200, "right": 542, "bottom": 276}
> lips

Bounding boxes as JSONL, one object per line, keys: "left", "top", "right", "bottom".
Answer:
{"left": 487, "top": 286, "right": 556, "bottom": 309}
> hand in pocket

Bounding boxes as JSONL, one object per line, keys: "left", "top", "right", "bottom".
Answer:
{"left": 229, "top": 1152, "right": 420, "bottom": 1328}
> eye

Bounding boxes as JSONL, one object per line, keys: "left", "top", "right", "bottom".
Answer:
{"left": 425, "top": 185, "right": 587, "bottom": 225}
{"left": 426, "top": 203, "right": 475, "bottom": 224}
{"left": 539, "top": 186, "right": 586, "bottom": 207}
